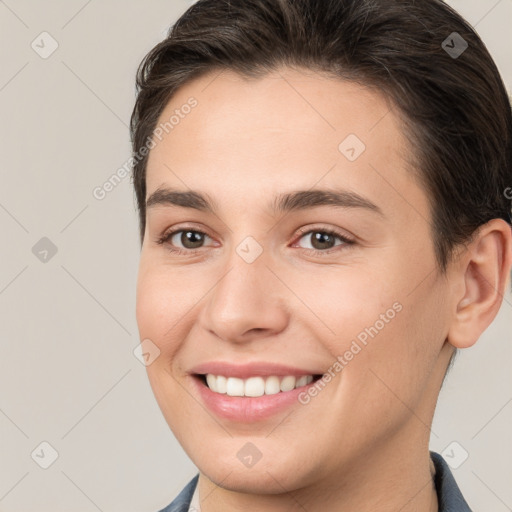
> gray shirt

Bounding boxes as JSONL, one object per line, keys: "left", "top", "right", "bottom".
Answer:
{"left": 157, "top": 451, "right": 472, "bottom": 512}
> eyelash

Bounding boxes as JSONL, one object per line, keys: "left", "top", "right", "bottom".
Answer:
{"left": 155, "top": 225, "right": 356, "bottom": 257}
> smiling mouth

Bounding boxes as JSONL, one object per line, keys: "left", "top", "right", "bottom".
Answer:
{"left": 197, "top": 373, "right": 323, "bottom": 397}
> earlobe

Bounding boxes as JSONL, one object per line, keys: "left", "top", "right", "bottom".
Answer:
{"left": 447, "top": 219, "right": 512, "bottom": 350}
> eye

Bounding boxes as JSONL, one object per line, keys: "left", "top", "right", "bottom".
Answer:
{"left": 293, "top": 227, "right": 355, "bottom": 255}
{"left": 155, "top": 225, "right": 356, "bottom": 257}
{"left": 156, "top": 228, "right": 214, "bottom": 255}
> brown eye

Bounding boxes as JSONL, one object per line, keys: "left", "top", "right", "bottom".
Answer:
{"left": 296, "top": 229, "right": 352, "bottom": 252}
{"left": 170, "top": 230, "right": 208, "bottom": 249}
{"left": 156, "top": 228, "right": 215, "bottom": 255}
{"left": 308, "top": 232, "right": 338, "bottom": 250}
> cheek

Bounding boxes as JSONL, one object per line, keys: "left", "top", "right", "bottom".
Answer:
{"left": 331, "top": 277, "right": 449, "bottom": 430}
{"left": 287, "top": 264, "right": 400, "bottom": 348}
{"left": 135, "top": 265, "right": 194, "bottom": 431}
{"left": 311, "top": 261, "right": 446, "bottom": 402}
{"left": 135, "top": 262, "right": 196, "bottom": 343}
{"left": 135, "top": 268, "right": 185, "bottom": 387}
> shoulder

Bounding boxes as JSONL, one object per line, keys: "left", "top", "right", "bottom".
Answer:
{"left": 157, "top": 474, "right": 199, "bottom": 512}
{"left": 430, "top": 451, "right": 473, "bottom": 512}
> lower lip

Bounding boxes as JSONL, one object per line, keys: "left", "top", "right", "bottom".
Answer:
{"left": 192, "top": 376, "right": 317, "bottom": 422}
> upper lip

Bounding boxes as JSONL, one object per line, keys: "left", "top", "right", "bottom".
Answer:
{"left": 190, "top": 361, "right": 322, "bottom": 379}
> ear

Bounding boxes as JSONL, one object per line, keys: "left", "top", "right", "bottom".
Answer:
{"left": 447, "top": 218, "right": 512, "bottom": 349}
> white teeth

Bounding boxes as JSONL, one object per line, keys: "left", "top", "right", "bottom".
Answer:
{"left": 206, "top": 374, "right": 217, "bottom": 393}
{"left": 265, "top": 376, "right": 281, "bottom": 395}
{"left": 216, "top": 375, "right": 227, "bottom": 394}
{"left": 280, "top": 376, "right": 296, "bottom": 392}
{"left": 296, "top": 375, "right": 308, "bottom": 387}
{"left": 244, "top": 377, "right": 265, "bottom": 397}
{"left": 226, "top": 377, "right": 244, "bottom": 396}
{"left": 204, "top": 374, "right": 315, "bottom": 396}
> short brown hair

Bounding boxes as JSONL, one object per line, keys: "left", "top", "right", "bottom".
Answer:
{"left": 130, "top": 0, "right": 512, "bottom": 273}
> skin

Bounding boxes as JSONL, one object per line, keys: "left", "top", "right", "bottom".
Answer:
{"left": 135, "top": 67, "right": 512, "bottom": 511}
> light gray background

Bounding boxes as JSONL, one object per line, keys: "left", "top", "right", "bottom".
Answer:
{"left": 0, "top": 1, "right": 511, "bottom": 511}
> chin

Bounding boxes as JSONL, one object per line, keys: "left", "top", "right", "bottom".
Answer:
{"left": 203, "top": 463, "right": 306, "bottom": 495}
{"left": 186, "top": 436, "right": 321, "bottom": 495}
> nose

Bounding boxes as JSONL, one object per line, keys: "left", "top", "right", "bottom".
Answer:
{"left": 198, "top": 244, "right": 289, "bottom": 344}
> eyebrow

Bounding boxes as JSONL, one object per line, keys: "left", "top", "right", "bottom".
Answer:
{"left": 146, "top": 186, "right": 384, "bottom": 217}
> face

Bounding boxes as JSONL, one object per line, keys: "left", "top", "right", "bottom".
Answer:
{"left": 136, "top": 67, "right": 455, "bottom": 494}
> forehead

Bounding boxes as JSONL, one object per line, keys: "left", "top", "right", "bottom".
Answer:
{"left": 145, "top": 67, "right": 427, "bottom": 223}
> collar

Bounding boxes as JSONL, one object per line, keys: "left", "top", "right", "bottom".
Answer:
{"left": 430, "top": 451, "right": 473, "bottom": 511}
